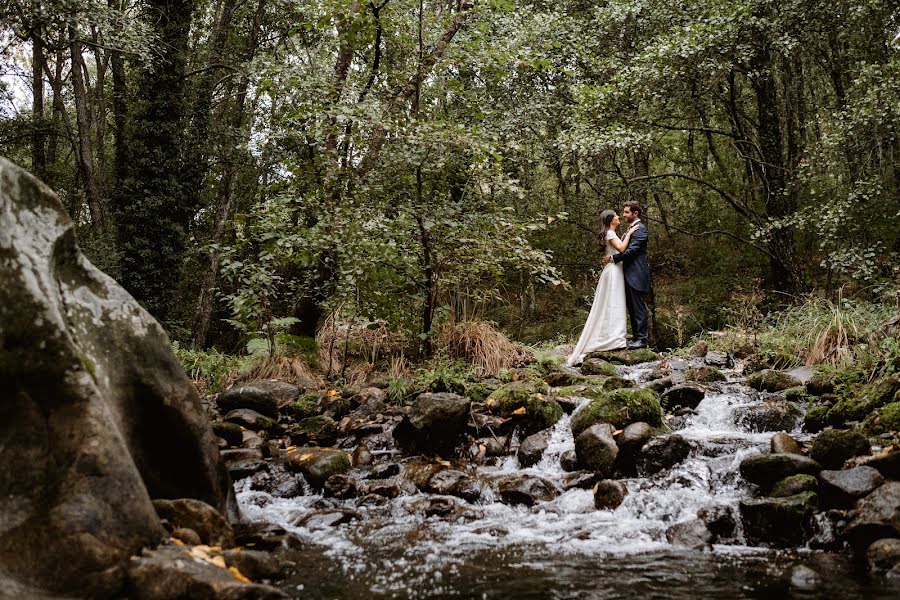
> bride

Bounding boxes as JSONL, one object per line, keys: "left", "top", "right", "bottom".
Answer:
{"left": 566, "top": 209, "right": 638, "bottom": 367}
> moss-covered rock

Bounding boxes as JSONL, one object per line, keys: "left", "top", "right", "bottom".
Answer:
{"left": 770, "top": 474, "right": 818, "bottom": 498}
{"left": 581, "top": 358, "right": 618, "bottom": 377}
{"left": 808, "top": 428, "right": 870, "bottom": 469}
{"left": 570, "top": 388, "right": 663, "bottom": 436}
{"left": 746, "top": 369, "right": 802, "bottom": 393}
{"left": 486, "top": 381, "right": 548, "bottom": 415}
{"left": 734, "top": 400, "right": 803, "bottom": 433}
{"left": 684, "top": 366, "right": 727, "bottom": 383}
{"left": 284, "top": 447, "right": 351, "bottom": 487}
{"left": 864, "top": 401, "right": 900, "bottom": 434}
{"left": 211, "top": 421, "right": 244, "bottom": 447}
{"left": 806, "top": 370, "right": 840, "bottom": 396}
{"left": 465, "top": 381, "right": 499, "bottom": 403}
{"left": 518, "top": 395, "right": 565, "bottom": 436}
{"left": 296, "top": 415, "right": 339, "bottom": 446}
{"left": 782, "top": 387, "right": 811, "bottom": 403}
{"left": 739, "top": 491, "right": 818, "bottom": 547}
{"left": 284, "top": 391, "right": 322, "bottom": 419}
{"left": 601, "top": 376, "right": 634, "bottom": 391}
{"left": 802, "top": 404, "right": 831, "bottom": 433}
{"left": 586, "top": 348, "right": 660, "bottom": 366}
{"left": 827, "top": 376, "right": 900, "bottom": 426}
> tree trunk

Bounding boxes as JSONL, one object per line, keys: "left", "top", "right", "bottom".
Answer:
{"left": 31, "top": 31, "right": 46, "bottom": 180}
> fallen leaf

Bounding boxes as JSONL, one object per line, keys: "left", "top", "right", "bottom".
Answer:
{"left": 170, "top": 537, "right": 185, "bottom": 546}
{"left": 229, "top": 566, "right": 251, "bottom": 583}
{"left": 512, "top": 407, "right": 526, "bottom": 415}
{"left": 210, "top": 556, "right": 226, "bottom": 569}
{"left": 327, "top": 389, "right": 338, "bottom": 397}
{"left": 613, "top": 429, "right": 623, "bottom": 436}
{"left": 479, "top": 444, "right": 486, "bottom": 453}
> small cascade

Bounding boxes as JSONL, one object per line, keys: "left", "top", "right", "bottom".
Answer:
{"left": 234, "top": 359, "right": 885, "bottom": 599}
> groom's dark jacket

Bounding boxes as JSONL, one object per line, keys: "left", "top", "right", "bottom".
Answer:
{"left": 613, "top": 221, "right": 650, "bottom": 293}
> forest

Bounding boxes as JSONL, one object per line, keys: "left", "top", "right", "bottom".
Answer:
{"left": 2, "top": 1, "right": 900, "bottom": 598}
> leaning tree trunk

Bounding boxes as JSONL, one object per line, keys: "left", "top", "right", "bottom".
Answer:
{"left": 30, "top": 30, "right": 46, "bottom": 180}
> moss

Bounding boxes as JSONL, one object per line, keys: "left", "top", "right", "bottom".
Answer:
{"left": 864, "top": 401, "right": 900, "bottom": 434}
{"left": 802, "top": 404, "right": 830, "bottom": 433}
{"left": 586, "top": 348, "right": 659, "bottom": 365}
{"left": 782, "top": 387, "right": 810, "bottom": 403}
{"left": 827, "top": 376, "right": 900, "bottom": 426}
{"left": 809, "top": 428, "right": 870, "bottom": 469}
{"left": 601, "top": 376, "right": 634, "bottom": 391}
{"left": 770, "top": 474, "right": 818, "bottom": 498}
{"left": 570, "top": 388, "right": 663, "bottom": 436}
{"left": 806, "top": 370, "right": 840, "bottom": 396}
{"left": 581, "top": 359, "right": 617, "bottom": 377}
{"left": 486, "top": 381, "right": 548, "bottom": 416}
{"left": 685, "top": 366, "right": 727, "bottom": 383}
{"left": 465, "top": 381, "right": 499, "bottom": 403}
{"left": 518, "top": 395, "right": 564, "bottom": 436}
{"left": 746, "top": 369, "right": 802, "bottom": 393}
{"left": 285, "top": 392, "right": 321, "bottom": 419}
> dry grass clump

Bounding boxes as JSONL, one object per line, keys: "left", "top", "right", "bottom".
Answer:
{"left": 436, "top": 320, "right": 530, "bottom": 377}
{"left": 235, "top": 353, "right": 324, "bottom": 390}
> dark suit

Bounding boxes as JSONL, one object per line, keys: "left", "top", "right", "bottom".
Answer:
{"left": 612, "top": 220, "right": 650, "bottom": 343}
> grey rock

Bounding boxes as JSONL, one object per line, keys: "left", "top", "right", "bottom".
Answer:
{"left": 617, "top": 422, "right": 653, "bottom": 453}
{"left": 770, "top": 474, "right": 818, "bottom": 498}
{"left": 221, "top": 548, "right": 283, "bottom": 581}
{"left": 0, "top": 159, "right": 236, "bottom": 596}
{"left": 734, "top": 400, "right": 802, "bottom": 433}
{"left": 323, "top": 474, "right": 356, "bottom": 499}
{"left": 665, "top": 519, "right": 712, "bottom": 549}
{"left": 518, "top": 429, "right": 551, "bottom": 467}
{"left": 739, "top": 492, "right": 818, "bottom": 547}
{"left": 497, "top": 475, "right": 557, "bottom": 506}
{"left": 705, "top": 351, "right": 732, "bottom": 368}
{"left": 660, "top": 384, "right": 706, "bottom": 412}
{"left": 637, "top": 434, "right": 692, "bottom": 476}
{"left": 809, "top": 428, "right": 870, "bottom": 469}
{"left": 153, "top": 498, "right": 234, "bottom": 547}
{"left": 739, "top": 453, "right": 822, "bottom": 490}
{"left": 218, "top": 384, "right": 281, "bottom": 419}
{"left": 575, "top": 424, "right": 619, "bottom": 476}
{"left": 789, "top": 565, "right": 822, "bottom": 591}
{"left": 560, "top": 449, "right": 580, "bottom": 472}
{"left": 227, "top": 458, "right": 269, "bottom": 480}
{"left": 393, "top": 392, "right": 471, "bottom": 455}
{"left": 867, "top": 538, "right": 900, "bottom": 573}
{"left": 593, "top": 479, "right": 628, "bottom": 509}
{"left": 225, "top": 408, "right": 281, "bottom": 432}
{"left": 697, "top": 505, "right": 736, "bottom": 541}
{"left": 819, "top": 466, "right": 884, "bottom": 508}
{"left": 770, "top": 432, "right": 802, "bottom": 455}
{"left": 844, "top": 481, "right": 900, "bottom": 551}
{"left": 284, "top": 447, "right": 351, "bottom": 488}
{"left": 561, "top": 471, "right": 602, "bottom": 491}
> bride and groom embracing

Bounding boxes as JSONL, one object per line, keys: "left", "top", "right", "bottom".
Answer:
{"left": 567, "top": 201, "right": 651, "bottom": 367}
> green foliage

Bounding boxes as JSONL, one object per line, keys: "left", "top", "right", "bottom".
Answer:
{"left": 172, "top": 342, "right": 244, "bottom": 392}
{"left": 414, "top": 359, "right": 473, "bottom": 395}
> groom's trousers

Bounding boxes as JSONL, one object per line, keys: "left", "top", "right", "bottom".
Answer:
{"left": 625, "top": 284, "right": 648, "bottom": 342}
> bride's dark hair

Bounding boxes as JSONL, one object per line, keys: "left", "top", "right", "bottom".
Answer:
{"left": 597, "top": 209, "right": 617, "bottom": 251}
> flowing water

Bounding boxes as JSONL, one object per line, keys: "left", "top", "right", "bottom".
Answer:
{"left": 236, "top": 361, "right": 897, "bottom": 599}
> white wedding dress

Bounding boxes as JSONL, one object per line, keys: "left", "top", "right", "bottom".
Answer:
{"left": 566, "top": 230, "right": 628, "bottom": 366}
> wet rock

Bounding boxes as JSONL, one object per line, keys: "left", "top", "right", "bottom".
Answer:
{"left": 705, "top": 351, "right": 732, "bottom": 368}
{"left": 770, "top": 474, "right": 818, "bottom": 498}
{"left": 841, "top": 482, "right": 900, "bottom": 552}
{"left": 554, "top": 395, "right": 581, "bottom": 414}
{"left": 617, "top": 422, "right": 653, "bottom": 454}
{"left": 560, "top": 450, "right": 580, "bottom": 472}
{"left": 297, "top": 510, "right": 358, "bottom": 529}
{"left": 241, "top": 430, "right": 267, "bottom": 451}
{"left": 827, "top": 376, "right": 900, "bottom": 426}
{"left": 225, "top": 408, "right": 281, "bottom": 432}
{"left": 425, "top": 469, "right": 468, "bottom": 494}
{"left": 153, "top": 499, "right": 234, "bottom": 547}
{"left": 688, "top": 340, "right": 708, "bottom": 357}
{"left": 575, "top": 424, "right": 619, "bottom": 476}
{"left": 865, "top": 401, "right": 900, "bottom": 435}
{"left": 448, "top": 477, "right": 484, "bottom": 502}
{"left": 351, "top": 386, "right": 388, "bottom": 408}
{"left": 570, "top": 388, "right": 663, "bottom": 436}
{"left": 323, "top": 474, "right": 356, "bottom": 499}
{"left": 587, "top": 348, "right": 659, "bottom": 365}
{"left": 127, "top": 545, "right": 288, "bottom": 600}
{"left": 746, "top": 369, "right": 802, "bottom": 393}
{"left": 293, "top": 415, "right": 338, "bottom": 447}
{"left": 867, "top": 538, "right": 900, "bottom": 573}
{"left": 593, "top": 479, "right": 628, "bottom": 509}
{"left": 770, "top": 432, "right": 802, "bottom": 455}
{"left": 865, "top": 450, "right": 900, "bottom": 480}
{"left": 665, "top": 519, "right": 712, "bottom": 549}
{"left": 221, "top": 548, "right": 283, "bottom": 581}
{"left": 211, "top": 421, "right": 244, "bottom": 447}
{"left": 352, "top": 444, "right": 373, "bottom": 466}
{"left": 660, "top": 384, "right": 705, "bottom": 412}
{"left": 171, "top": 527, "right": 202, "bottom": 546}
{"left": 697, "top": 505, "right": 736, "bottom": 540}
{"left": 581, "top": 358, "right": 617, "bottom": 377}
{"left": 819, "top": 466, "right": 884, "bottom": 508}
{"left": 476, "top": 436, "right": 508, "bottom": 457}
{"left": 221, "top": 448, "right": 265, "bottom": 463}
{"left": 739, "top": 453, "right": 822, "bottom": 490}
{"left": 808, "top": 510, "right": 842, "bottom": 550}
{"left": 789, "top": 565, "right": 822, "bottom": 592}
{"left": 317, "top": 393, "right": 352, "bottom": 420}
{"left": 802, "top": 404, "right": 831, "bottom": 433}
{"left": 739, "top": 491, "right": 818, "bottom": 547}
{"left": 561, "top": 471, "right": 602, "bottom": 491}
{"left": 283, "top": 392, "right": 321, "bottom": 419}
{"left": 249, "top": 465, "right": 305, "bottom": 498}
{"left": 234, "top": 522, "right": 300, "bottom": 552}
{"left": 733, "top": 400, "right": 802, "bottom": 433}
{"left": 637, "top": 434, "right": 692, "bottom": 476}
{"left": 393, "top": 392, "right": 471, "bottom": 455}
{"left": 645, "top": 377, "right": 673, "bottom": 394}
{"left": 497, "top": 475, "right": 558, "bottom": 506}
{"left": 217, "top": 383, "right": 281, "bottom": 419}
{"left": 284, "top": 447, "right": 351, "bottom": 488}
{"left": 809, "top": 428, "right": 870, "bottom": 469}
{"left": 227, "top": 458, "right": 269, "bottom": 480}
{"left": 518, "top": 429, "right": 551, "bottom": 467}
{"left": 684, "top": 366, "right": 727, "bottom": 384}
{"left": 356, "top": 480, "right": 401, "bottom": 499}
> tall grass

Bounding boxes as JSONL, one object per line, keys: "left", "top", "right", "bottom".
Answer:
{"left": 436, "top": 320, "right": 531, "bottom": 377}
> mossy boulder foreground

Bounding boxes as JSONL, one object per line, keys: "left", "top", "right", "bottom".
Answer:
{"left": 570, "top": 388, "right": 664, "bottom": 436}
{"left": 0, "top": 159, "right": 237, "bottom": 597}
{"left": 826, "top": 376, "right": 900, "bottom": 427}
{"left": 586, "top": 348, "right": 660, "bottom": 366}
{"left": 746, "top": 369, "right": 803, "bottom": 393}
{"left": 486, "top": 381, "right": 563, "bottom": 435}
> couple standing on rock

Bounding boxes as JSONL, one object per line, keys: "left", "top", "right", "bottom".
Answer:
{"left": 567, "top": 201, "right": 651, "bottom": 367}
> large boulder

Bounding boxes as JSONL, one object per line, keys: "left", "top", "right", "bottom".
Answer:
{"left": 518, "top": 429, "right": 551, "bottom": 467}
{"left": 827, "top": 376, "right": 900, "bottom": 426}
{"left": 637, "top": 434, "right": 692, "bottom": 475}
{"left": 733, "top": 400, "right": 802, "bottom": 433}
{"left": 570, "top": 388, "right": 663, "bottom": 436}
{"left": 819, "top": 466, "right": 884, "bottom": 508}
{"left": 0, "top": 158, "right": 236, "bottom": 597}
{"left": 843, "top": 482, "right": 900, "bottom": 552}
{"left": 393, "top": 392, "right": 471, "bottom": 454}
{"left": 739, "top": 453, "right": 822, "bottom": 490}
{"left": 575, "top": 424, "right": 619, "bottom": 476}
{"left": 486, "top": 383, "right": 562, "bottom": 435}
{"left": 217, "top": 382, "right": 292, "bottom": 418}
{"left": 660, "top": 383, "right": 705, "bottom": 412}
{"left": 497, "top": 474, "right": 558, "bottom": 506}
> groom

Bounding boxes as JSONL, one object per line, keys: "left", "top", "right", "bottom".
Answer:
{"left": 603, "top": 200, "right": 651, "bottom": 349}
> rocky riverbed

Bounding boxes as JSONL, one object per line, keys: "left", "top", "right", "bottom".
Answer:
{"left": 204, "top": 347, "right": 900, "bottom": 598}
